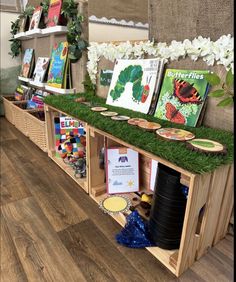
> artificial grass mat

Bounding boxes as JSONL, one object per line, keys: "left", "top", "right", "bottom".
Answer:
{"left": 44, "top": 93, "right": 234, "bottom": 174}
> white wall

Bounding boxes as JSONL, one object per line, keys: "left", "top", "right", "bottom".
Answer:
{"left": 0, "top": 12, "right": 21, "bottom": 68}
{"left": 89, "top": 22, "right": 148, "bottom": 42}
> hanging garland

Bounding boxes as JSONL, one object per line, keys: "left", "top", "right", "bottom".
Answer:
{"left": 87, "top": 34, "right": 234, "bottom": 84}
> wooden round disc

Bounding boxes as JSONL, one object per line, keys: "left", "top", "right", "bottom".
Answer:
{"left": 111, "top": 115, "right": 130, "bottom": 121}
{"left": 156, "top": 128, "right": 195, "bottom": 141}
{"left": 74, "top": 97, "right": 86, "bottom": 103}
{"left": 186, "top": 138, "right": 226, "bottom": 154}
{"left": 100, "top": 111, "right": 118, "bottom": 117}
{"left": 138, "top": 121, "right": 162, "bottom": 131}
{"left": 128, "top": 118, "right": 147, "bottom": 126}
{"left": 91, "top": 107, "right": 108, "bottom": 112}
{"left": 99, "top": 195, "right": 131, "bottom": 215}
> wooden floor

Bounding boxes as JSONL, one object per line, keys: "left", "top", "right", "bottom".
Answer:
{"left": 0, "top": 117, "right": 233, "bottom": 282}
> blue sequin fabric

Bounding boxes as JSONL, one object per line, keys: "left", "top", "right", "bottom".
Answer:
{"left": 116, "top": 210, "right": 154, "bottom": 248}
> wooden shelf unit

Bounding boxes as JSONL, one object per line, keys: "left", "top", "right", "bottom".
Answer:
{"left": 44, "top": 103, "right": 233, "bottom": 277}
{"left": 44, "top": 104, "right": 89, "bottom": 193}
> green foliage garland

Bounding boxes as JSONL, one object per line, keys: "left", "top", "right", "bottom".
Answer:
{"left": 44, "top": 93, "right": 234, "bottom": 174}
{"left": 82, "top": 73, "right": 96, "bottom": 95}
{"left": 62, "top": 0, "right": 88, "bottom": 63}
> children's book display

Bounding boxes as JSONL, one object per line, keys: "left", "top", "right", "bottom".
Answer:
{"left": 20, "top": 49, "right": 35, "bottom": 78}
{"left": 32, "top": 57, "right": 50, "bottom": 83}
{"left": 46, "top": 0, "right": 63, "bottom": 27}
{"left": 55, "top": 116, "right": 86, "bottom": 178}
{"left": 26, "top": 89, "right": 49, "bottom": 109}
{"left": 28, "top": 6, "right": 43, "bottom": 30}
{"left": 47, "top": 42, "right": 71, "bottom": 89}
{"left": 15, "top": 85, "right": 34, "bottom": 101}
{"left": 106, "top": 147, "right": 139, "bottom": 194}
{"left": 154, "top": 69, "right": 210, "bottom": 127}
{"left": 106, "top": 58, "right": 164, "bottom": 114}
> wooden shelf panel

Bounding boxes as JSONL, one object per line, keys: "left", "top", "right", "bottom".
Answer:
{"left": 49, "top": 152, "right": 88, "bottom": 193}
{"left": 90, "top": 189, "right": 177, "bottom": 275}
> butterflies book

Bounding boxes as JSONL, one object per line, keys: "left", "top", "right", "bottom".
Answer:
{"left": 47, "top": 42, "right": 70, "bottom": 88}
{"left": 154, "top": 69, "right": 210, "bottom": 127}
{"left": 46, "top": 0, "right": 63, "bottom": 27}
{"left": 32, "top": 57, "right": 50, "bottom": 82}
{"left": 106, "top": 59, "right": 162, "bottom": 114}
{"left": 20, "top": 49, "right": 35, "bottom": 78}
{"left": 29, "top": 6, "right": 43, "bottom": 30}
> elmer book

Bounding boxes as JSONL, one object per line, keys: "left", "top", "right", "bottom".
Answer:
{"left": 47, "top": 42, "right": 69, "bottom": 88}
{"left": 154, "top": 69, "right": 210, "bottom": 127}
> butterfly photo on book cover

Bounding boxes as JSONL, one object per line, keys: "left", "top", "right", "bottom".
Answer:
{"left": 165, "top": 102, "right": 186, "bottom": 124}
{"left": 173, "top": 79, "right": 203, "bottom": 104}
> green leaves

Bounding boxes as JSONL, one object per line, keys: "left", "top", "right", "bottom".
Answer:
{"left": 226, "top": 68, "right": 234, "bottom": 87}
{"left": 204, "top": 73, "right": 221, "bottom": 86}
{"left": 206, "top": 69, "right": 234, "bottom": 107}
{"left": 8, "top": 39, "right": 21, "bottom": 58}
{"left": 217, "top": 97, "right": 234, "bottom": 107}
{"left": 208, "top": 89, "right": 224, "bottom": 97}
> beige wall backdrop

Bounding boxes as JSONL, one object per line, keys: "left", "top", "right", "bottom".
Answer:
{"left": 0, "top": 11, "right": 21, "bottom": 68}
{"left": 89, "top": 22, "right": 148, "bottom": 42}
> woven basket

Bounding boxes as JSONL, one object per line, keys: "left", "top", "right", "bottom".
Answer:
{"left": 12, "top": 101, "right": 32, "bottom": 136}
{"left": 2, "top": 95, "right": 26, "bottom": 125}
{"left": 25, "top": 110, "right": 47, "bottom": 152}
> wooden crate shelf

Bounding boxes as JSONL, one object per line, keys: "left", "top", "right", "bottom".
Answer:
{"left": 43, "top": 103, "right": 233, "bottom": 277}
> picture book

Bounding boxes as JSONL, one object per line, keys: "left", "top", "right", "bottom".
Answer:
{"left": 20, "top": 48, "right": 35, "bottom": 78}
{"left": 148, "top": 59, "right": 165, "bottom": 115}
{"left": 106, "top": 58, "right": 162, "bottom": 114}
{"left": 46, "top": 0, "right": 63, "bottom": 27}
{"left": 154, "top": 69, "right": 210, "bottom": 127}
{"left": 106, "top": 147, "right": 139, "bottom": 194}
{"left": 29, "top": 6, "right": 43, "bottom": 30}
{"left": 32, "top": 57, "right": 50, "bottom": 82}
{"left": 14, "top": 85, "right": 24, "bottom": 101}
{"left": 27, "top": 89, "right": 45, "bottom": 109}
{"left": 47, "top": 42, "right": 69, "bottom": 88}
{"left": 54, "top": 116, "right": 86, "bottom": 158}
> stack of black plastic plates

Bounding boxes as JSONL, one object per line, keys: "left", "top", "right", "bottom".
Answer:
{"left": 148, "top": 163, "right": 187, "bottom": 250}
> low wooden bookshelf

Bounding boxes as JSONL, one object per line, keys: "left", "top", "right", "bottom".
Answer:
{"left": 44, "top": 103, "right": 233, "bottom": 277}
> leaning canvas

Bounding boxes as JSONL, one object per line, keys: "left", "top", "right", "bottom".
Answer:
{"left": 106, "top": 59, "right": 162, "bottom": 114}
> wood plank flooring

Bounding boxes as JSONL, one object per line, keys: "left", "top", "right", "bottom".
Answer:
{"left": 0, "top": 117, "right": 234, "bottom": 282}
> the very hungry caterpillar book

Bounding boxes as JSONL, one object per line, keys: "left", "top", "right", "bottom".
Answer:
{"left": 106, "top": 59, "right": 162, "bottom": 114}
{"left": 47, "top": 42, "right": 70, "bottom": 88}
{"left": 154, "top": 69, "right": 210, "bottom": 127}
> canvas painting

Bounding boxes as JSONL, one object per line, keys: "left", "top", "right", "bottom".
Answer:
{"left": 154, "top": 69, "right": 210, "bottom": 127}
{"left": 106, "top": 59, "right": 161, "bottom": 114}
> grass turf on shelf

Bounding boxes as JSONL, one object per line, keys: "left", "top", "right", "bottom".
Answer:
{"left": 44, "top": 93, "right": 234, "bottom": 174}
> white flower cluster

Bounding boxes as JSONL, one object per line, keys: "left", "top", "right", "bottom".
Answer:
{"left": 87, "top": 35, "right": 234, "bottom": 84}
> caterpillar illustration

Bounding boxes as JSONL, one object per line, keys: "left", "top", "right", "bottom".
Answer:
{"left": 110, "top": 65, "right": 152, "bottom": 103}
